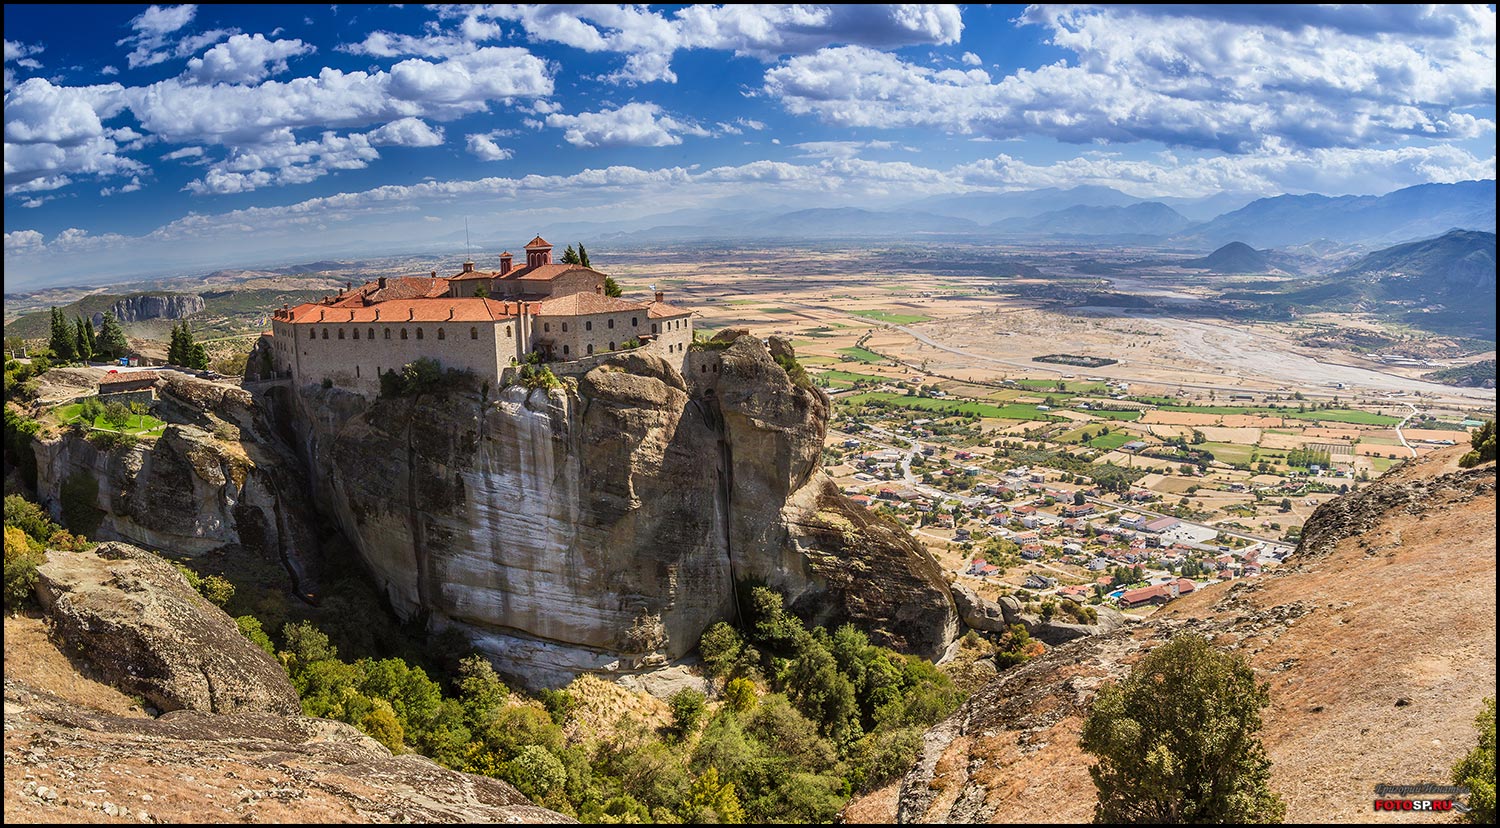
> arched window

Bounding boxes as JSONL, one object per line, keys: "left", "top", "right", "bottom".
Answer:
{"left": 712, "top": 363, "right": 719, "bottom": 373}
{"left": 437, "top": 328, "right": 445, "bottom": 340}
{"left": 701, "top": 364, "right": 707, "bottom": 373}
{"left": 338, "top": 328, "right": 345, "bottom": 340}
{"left": 385, "top": 328, "right": 391, "bottom": 339}
{"left": 563, "top": 345, "right": 570, "bottom": 356}
{"left": 309, "top": 328, "right": 315, "bottom": 339}
{"left": 416, "top": 328, "right": 423, "bottom": 340}
{"left": 609, "top": 342, "right": 616, "bottom": 351}
{"left": 608, "top": 319, "right": 614, "bottom": 329}
{"left": 401, "top": 328, "right": 408, "bottom": 340}
{"left": 587, "top": 344, "right": 594, "bottom": 355}
{"left": 562, "top": 322, "right": 569, "bottom": 332}
{"left": 470, "top": 326, "right": 478, "bottom": 340}
{"left": 585, "top": 321, "right": 592, "bottom": 331}
{"left": 544, "top": 323, "right": 550, "bottom": 333}
{"left": 322, "top": 329, "right": 328, "bottom": 339}
{"left": 353, "top": 328, "right": 360, "bottom": 340}
{"left": 651, "top": 323, "right": 658, "bottom": 334}
{"left": 504, "top": 325, "right": 511, "bottom": 337}
{"left": 632, "top": 317, "right": 637, "bottom": 326}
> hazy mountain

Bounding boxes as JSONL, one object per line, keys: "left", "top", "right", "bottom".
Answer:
{"left": 906, "top": 185, "right": 1143, "bottom": 223}
{"left": 1188, "top": 242, "right": 1273, "bottom": 273}
{"left": 743, "top": 207, "right": 979, "bottom": 237}
{"left": 1151, "top": 191, "right": 1262, "bottom": 222}
{"left": 1337, "top": 229, "right": 1496, "bottom": 305}
{"left": 1176, "top": 180, "right": 1496, "bottom": 249}
{"left": 991, "top": 202, "right": 1193, "bottom": 237}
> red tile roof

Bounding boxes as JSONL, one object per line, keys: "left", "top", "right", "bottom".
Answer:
{"left": 100, "top": 371, "right": 161, "bottom": 388}
{"left": 533, "top": 292, "right": 649, "bottom": 316}
{"left": 283, "top": 297, "right": 522, "bottom": 324}
{"left": 499, "top": 263, "right": 603, "bottom": 283}
{"left": 647, "top": 300, "right": 693, "bottom": 318}
{"left": 326, "top": 276, "right": 453, "bottom": 301}
{"left": 524, "top": 235, "right": 551, "bottom": 248}
{"left": 1120, "top": 584, "right": 1173, "bottom": 605}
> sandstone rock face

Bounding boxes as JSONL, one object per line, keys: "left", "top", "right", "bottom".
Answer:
{"left": 33, "top": 542, "right": 301, "bottom": 716}
{"left": 32, "top": 376, "right": 324, "bottom": 590}
{"left": 91, "top": 292, "right": 204, "bottom": 327}
{"left": 3, "top": 678, "right": 570, "bottom": 824}
{"left": 287, "top": 335, "right": 957, "bottom": 687}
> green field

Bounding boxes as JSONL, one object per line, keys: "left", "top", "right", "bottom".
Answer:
{"left": 842, "top": 392, "right": 1063, "bottom": 421}
{"left": 799, "top": 355, "right": 837, "bottom": 366}
{"left": 1283, "top": 409, "right": 1402, "bottom": 426}
{"left": 1157, "top": 405, "right": 1274, "bottom": 416}
{"left": 851, "top": 310, "right": 931, "bottom": 325}
{"left": 57, "top": 403, "right": 166, "bottom": 434}
{"left": 1080, "top": 408, "right": 1143, "bottom": 421}
{"left": 1087, "top": 432, "right": 1134, "bottom": 450}
{"left": 817, "top": 369, "right": 889, "bottom": 385}
{"left": 837, "top": 346, "right": 886, "bottom": 364}
{"left": 724, "top": 299, "right": 760, "bottom": 306}
{"left": 1013, "top": 379, "right": 1108, "bottom": 395}
{"left": 1200, "top": 441, "right": 1256, "bottom": 464}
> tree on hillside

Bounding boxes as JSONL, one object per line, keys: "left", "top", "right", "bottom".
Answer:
{"left": 95, "top": 312, "right": 128, "bottom": 360}
{"left": 577, "top": 244, "right": 590, "bottom": 268}
{"left": 49, "top": 307, "right": 76, "bottom": 362}
{"left": 168, "top": 322, "right": 186, "bottom": 365}
{"left": 1452, "top": 697, "right": 1495, "bottom": 824}
{"left": 604, "top": 275, "right": 622, "bottom": 297}
{"left": 74, "top": 317, "right": 94, "bottom": 362}
{"left": 561, "top": 244, "right": 579, "bottom": 264}
{"left": 1459, "top": 421, "right": 1495, "bottom": 468}
{"left": 1080, "top": 633, "right": 1285, "bottom": 824}
{"left": 189, "top": 342, "right": 209, "bottom": 370}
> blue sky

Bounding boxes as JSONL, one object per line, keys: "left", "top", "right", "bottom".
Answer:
{"left": 4, "top": 4, "right": 1495, "bottom": 287}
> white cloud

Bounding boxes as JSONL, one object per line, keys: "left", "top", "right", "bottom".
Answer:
{"left": 764, "top": 5, "right": 1497, "bottom": 154}
{"left": 183, "top": 33, "right": 314, "bottom": 85}
{"left": 339, "top": 30, "right": 475, "bottom": 59}
{"left": 961, "top": 51, "right": 982, "bottom": 66}
{"left": 100, "top": 65, "right": 119, "bottom": 76}
{"left": 446, "top": 4, "right": 963, "bottom": 84}
{"left": 465, "top": 131, "right": 513, "bottom": 161}
{"left": 792, "top": 139, "right": 897, "bottom": 159}
{"left": 4, "top": 39, "right": 44, "bottom": 63}
{"left": 4, "top": 229, "right": 45, "bottom": 250}
{"left": 119, "top": 5, "right": 230, "bottom": 69}
{"left": 184, "top": 127, "right": 380, "bottom": 194}
{"left": 100, "top": 175, "right": 144, "bottom": 196}
{"left": 366, "top": 117, "right": 445, "bottom": 147}
{"left": 3, "top": 78, "right": 142, "bottom": 195}
{"left": 545, "top": 102, "right": 707, "bottom": 148}
{"left": 161, "top": 146, "right": 205, "bottom": 160}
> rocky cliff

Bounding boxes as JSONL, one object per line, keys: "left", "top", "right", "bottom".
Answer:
{"left": 32, "top": 376, "right": 324, "bottom": 592}
{"left": 851, "top": 447, "right": 1495, "bottom": 824}
{"left": 283, "top": 334, "right": 958, "bottom": 687}
{"left": 91, "top": 292, "right": 204, "bottom": 326}
{"left": 5, "top": 541, "right": 567, "bottom": 824}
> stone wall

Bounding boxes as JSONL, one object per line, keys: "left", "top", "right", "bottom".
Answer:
{"left": 273, "top": 318, "right": 514, "bottom": 396}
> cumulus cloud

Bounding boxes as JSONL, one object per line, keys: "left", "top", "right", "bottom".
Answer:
{"left": 118, "top": 4, "right": 235, "bottom": 69}
{"left": 183, "top": 127, "right": 382, "bottom": 194}
{"left": 366, "top": 117, "right": 445, "bottom": 147}
{"left": 444, "top": 4, "right": 963, "bottom": 84}
{"left": 961, "top": 51, "right": 982, "bottom": 66}
{"left": 100, "top": 175, "right": 144, "bottom": 196}
{"left": 3, "top": 78, "right": 142, "bottom": 195}
{"left": 465, "top": 131, "right": 513, "bottom": 161}
{"left": 764, "top": 5, "right": 1496, "bottom": 154}
{"left": 546, "top": 102, "right": 709, "bottom": 148}
{"left": 792, "top": 139, "right": 898, "bottom": 159}
{"left": 5, "top": 229, "right": 45, "bottom": 250}
{"left": 183, "top": 33, "right": 314, "bottom": 85}
{"left": 161, "top": 146, "right": 205, "bottom": 160}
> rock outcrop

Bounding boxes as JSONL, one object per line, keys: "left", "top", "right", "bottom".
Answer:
{"left": 950, "top": 582, "right": 1123, "bottom": 644}
{"left": 284, "top": 334, "right": 958, "bottom": 687}
{"left": 33, "top": 541, "right": 301, "bottom": 716}
{"left": 856, "top": 448, "right": 1496, "bottom": 824}
{"left": 92, "top": 292, "right": 204, "bottom": 327}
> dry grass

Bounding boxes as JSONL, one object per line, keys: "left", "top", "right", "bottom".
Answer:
{"left": 3, "top": 611, "right": 146, "bottom": 718}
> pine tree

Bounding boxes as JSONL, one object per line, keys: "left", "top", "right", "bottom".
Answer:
{"left": 577, "top": 244, "right": 590, "bottom": 268}
{"left": 168, "top": 322, "right": 185, "bottom": 365}
{"left": 74, "top": 317, "right": 94, "bottom": 362}
{"left": 189, "top": 342, "right": 209, "bottom": 370}
{"left": 95, "top": 312, "right": 129, "bottom": 360}
{"left": 603, "top": 275, "right": 622, "bottom": 297}
{"left": 84, "top": 318, "right": 98, "bottom": 357}
{"left": 560, "top": 245, "right": 579, "bottom": 265}
{"left": 49, "top": 307, "right": 76, "bottom": 362}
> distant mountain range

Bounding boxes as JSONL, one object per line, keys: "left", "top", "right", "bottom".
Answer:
{"left": 991, "top": 202, "right": 1192, "bottom": 238}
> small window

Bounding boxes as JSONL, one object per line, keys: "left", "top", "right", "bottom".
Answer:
{"left": 368, "top": 328, "right": 374, "bottom": 340}
{"left": 712, "top": 363, "right": 719, "bottom": 373}
{"left": 356, "top": 365, "right": 360, "bottom": 377}
{"left": 309, "top": 328, "right": 315, "bottom": 339}
{"left": 651, "top": 323, "right": 658, "bottom": 334}
{"left": 609, "top": 342, "right": 616, "bottom": 351}
{"left": 416, "top": 328, "right": 423, "bottom": 340}
{"left": 632, "top": 317, "right": 638, "bottom": 326}
{"left": 608, "top": 319, "right": 614, "bottom": 329}
{"left": 562, "top": 322, "right": 569, "bottom": 332}
{"left": 563, "top": 345, "right": 570, "bottom": 356}
{"left": 470, "top": 326, "right": 478, "bottom": 340}
{"left": 544, "top": 323, "right": 550, "bottom": 333}
{"left": 701, "top": 364, "right": 707, "bottom": 373}
{"left": 338, "top": 328, "right": 345, "bottom": 340}
{"left": 437, "top": 328, "right": 445, "bottom": 340}
{"left": 353, "top": 328, "right": 360, "bottom": 340}
{"left": 506, "top": 325, "right": 511, "bottom": 337}
{"left": 401, "top": 328, "right": 408, "bottom": 340}
{"left": 322, "top": 328, "right": 328, "bottom": 339}
{"left": 385, "top": 328, "right": 391, "bottom": 339}
{"left": 586, "top": 321, "right": 592, "bottom": 331}
{"left": 587, "top": 344, "right": 594, "bottom": 355}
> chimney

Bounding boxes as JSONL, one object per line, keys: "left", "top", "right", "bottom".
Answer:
{"left": 431, "top": 270, "right": 438, "bottom": 278}
{"left": 499, "top": 251, "right": 513, "bottom": 275}
{"left": 462, "top": 261, "right": 475, "bottom": 273}
{"left": 447, "top": 307, "right": 454, "bottom": 320}
{"left": 654, "top": 289, "right": 665, "bottom": 304}
{"left": 378, "top": 276, "right": 387, "bottom": 289}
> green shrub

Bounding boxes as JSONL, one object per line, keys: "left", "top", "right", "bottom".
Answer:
{"left": 669, "top": 688, "right": 707, "bottom": 738}
{"left": 236, "top": 615, "right": 276, "bottom": 655}
{"left": 505, "top": 744, "right": 567, "bottom": 800}
{"left": 4, "top": 525, "right": 45, "bottom": 609}
{"left": 1453, "top": 697, "right": 1495, "bottom": 824}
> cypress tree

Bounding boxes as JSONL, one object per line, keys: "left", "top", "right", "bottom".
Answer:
{"left": 189, "top": 342, "right": 209, "bottom": 370}
{"left": 49, "top": 307, "right": 77, "bottom": 362}
{"left": 74, "top": 317, "right": 93, "bottom": 362}
{"left": 577, "top": 244, "right": 590, "bottom": 268}
{"left": 96, "top": 312, "right": 128, "bottom": 360}
{"left": 561, "top": 245, "right": 579, "bottom": 264}
{"left": 168, "top": 322, "right": 184, "bottom": 365}
{"left": 84, "top": 318, "right": 98, "bottom": 356}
